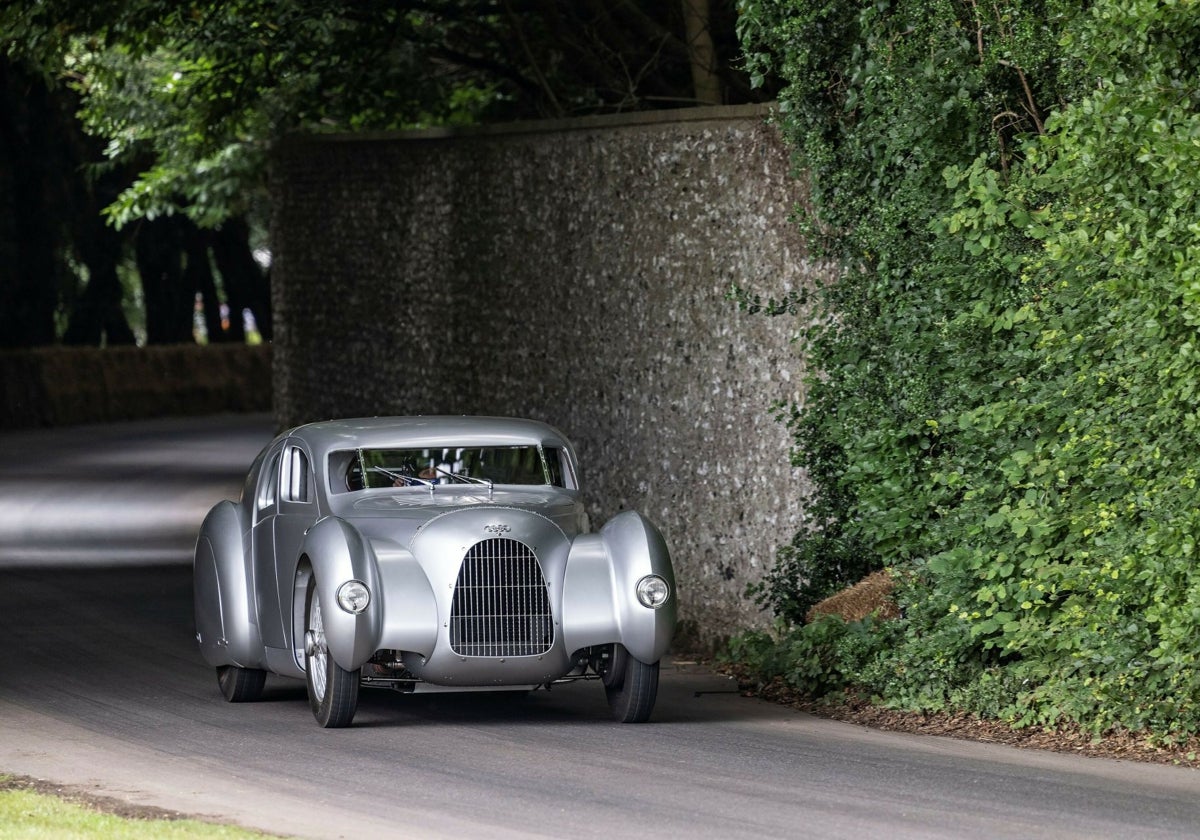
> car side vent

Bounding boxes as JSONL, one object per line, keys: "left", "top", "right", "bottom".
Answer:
{"left": 449, "top": 538, "right": 553, "bottom": 657}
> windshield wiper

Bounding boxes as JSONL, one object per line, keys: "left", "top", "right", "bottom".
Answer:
{"left": 434, "top": 467, "right": 494, "bottom": 500}
{"left": 372, "top": 465, "right": 436, "bottom": 496}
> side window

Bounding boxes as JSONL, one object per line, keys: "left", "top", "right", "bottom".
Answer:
{"left": 282, "top": 446, "right": 312, "bottom": 504}
{"left": 257, "top": 453, "right": 280, "bottom": 512}
{"left": 542, "top": 447, "right": 565, "bottom": 487}
{"left": 548, "top": 447, "right": 579, "bottom": 490}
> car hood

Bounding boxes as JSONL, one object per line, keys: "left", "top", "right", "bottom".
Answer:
{"left": 329, "top": 486, "right": 586, "bottom": 546}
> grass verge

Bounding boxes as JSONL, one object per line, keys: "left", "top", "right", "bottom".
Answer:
{"left": 0, "top": 775, "right": 275, "bottom": 839}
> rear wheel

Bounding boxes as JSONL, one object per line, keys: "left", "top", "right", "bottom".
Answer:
{"left": 216, "top": 665, "right": 266, "bottom": 702}
{"left": 601, "top": 644, "right": 659, "bottom": 723}
{"left": 304, "top": 577, "right": 360, "bottom": 728}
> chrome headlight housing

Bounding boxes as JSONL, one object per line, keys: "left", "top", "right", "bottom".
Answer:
{"left": 336, "top": 580, "right": 371, "bottom": 614}
{"left": 635, "top": 574, "right": 671, "bottom": 609}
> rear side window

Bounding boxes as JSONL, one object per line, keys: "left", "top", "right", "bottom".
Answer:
{"left": 257, "top": 452, "right": 280, "bottom": 511}
{"left": 283, "top": 446, "right": 312, "bottom": 503}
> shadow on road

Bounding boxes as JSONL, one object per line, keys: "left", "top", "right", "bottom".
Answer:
{"left": 0, "top": 413, "right": 274, "bottom": 567}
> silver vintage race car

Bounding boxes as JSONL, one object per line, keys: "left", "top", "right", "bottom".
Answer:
{"left": 194, "top": 416, "right": 676, "bottom": 727}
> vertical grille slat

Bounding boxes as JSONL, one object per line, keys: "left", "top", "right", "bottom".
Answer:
{"left": 449, "top": 538, "right": 553, "bottom": 657}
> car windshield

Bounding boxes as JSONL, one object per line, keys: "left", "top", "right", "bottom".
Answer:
{"left": 337, "top": 445, "right": 566, "bottom": 492}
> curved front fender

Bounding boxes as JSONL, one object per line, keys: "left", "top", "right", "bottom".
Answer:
{"left": 302, "top": 517, "right": 384, "bottom": 671}
{"left": 562, "top": 511, "right": 676, "bottom": 664}
{"left": 194, "top": 500, "right": 262, "bottom": 668}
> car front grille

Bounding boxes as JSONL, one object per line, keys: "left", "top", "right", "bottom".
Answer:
{"left": 449, "top": 538, "right": 554, "bottom": 657}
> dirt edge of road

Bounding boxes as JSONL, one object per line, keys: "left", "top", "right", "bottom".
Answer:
{"left": 2, "top": 774, "right": 191, "bottom": 820}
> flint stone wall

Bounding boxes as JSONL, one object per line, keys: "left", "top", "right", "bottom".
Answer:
{"left": 271, "top": 105, "right": 824, "bottom": 648}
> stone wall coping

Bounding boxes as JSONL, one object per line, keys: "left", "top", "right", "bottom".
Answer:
{"left": 281, "top": 103, "right": 778, "bottom": 145}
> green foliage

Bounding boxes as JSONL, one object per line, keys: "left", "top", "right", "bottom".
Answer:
{"left": 2, "top": 1, "right": 764, "bottom": 229}
{"left": 735, "top": 0, "right": 1200, "bottom": 737}
{"left": 2, "top": 1, "right": 484, "bottom": 227}
{"left": 726, "top": 614, "right": 894, "bottom": 698}
{"left": 737, "top": 0, "right": 1078, "bottom": 610}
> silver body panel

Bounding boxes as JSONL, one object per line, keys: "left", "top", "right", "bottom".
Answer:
{"left": 194, "top": 416, "right": 676, "bottom": 689}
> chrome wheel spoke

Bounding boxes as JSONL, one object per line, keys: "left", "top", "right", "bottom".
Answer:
{"left": 308, "top": 590, "right": 328, "bottom": 701}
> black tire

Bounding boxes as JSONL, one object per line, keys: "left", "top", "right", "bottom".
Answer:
{"left": 304, "top": 577, "right": 360, "bottom": 728}
{"left": 216, "top": 664, "right": 266, "bottom": 702}
{"left": 603, "top": 644, "right": 659, "bottom": 723}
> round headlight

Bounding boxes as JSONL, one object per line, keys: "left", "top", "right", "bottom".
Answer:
{"left": 635, "top": 574, "right": 671, "bottom": 609}
{"left": 336, "top": 580, "right": 371, "bottom": 614}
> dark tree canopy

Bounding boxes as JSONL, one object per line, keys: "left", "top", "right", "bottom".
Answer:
{"left": 0, "top": 0, "right": 765, "bottom": 347}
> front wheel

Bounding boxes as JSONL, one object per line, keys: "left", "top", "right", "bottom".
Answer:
{"left": 602, "top": 644, "right": 659, "bottom": 723}
{"left": 304, "top": 577, "right": 360, "bottom": 728}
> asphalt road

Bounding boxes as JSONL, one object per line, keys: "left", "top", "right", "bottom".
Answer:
{"left": 1, "top": 415, "right": 1199, "bottom": 839}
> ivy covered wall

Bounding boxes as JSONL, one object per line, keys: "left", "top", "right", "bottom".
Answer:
{"left": 270, "top": 105, "right": 820, "bottom": 646}
{"left": 730, "top": 0, "right": 1200, "bottom": 737}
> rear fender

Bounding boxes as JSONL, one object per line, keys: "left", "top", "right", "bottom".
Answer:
{"left": 193, "top": 500, "right": 263, "bottom": 668}
{"left": 300, "top": 517, "right": 384, "bottom": 671}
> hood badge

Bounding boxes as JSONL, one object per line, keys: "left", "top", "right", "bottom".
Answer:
{"left": 484, "top": 523, "right": 512, "bottom": 534}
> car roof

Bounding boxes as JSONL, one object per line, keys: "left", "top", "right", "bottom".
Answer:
{"left": 284, "top": 416, "right": 577, "bottom": 463}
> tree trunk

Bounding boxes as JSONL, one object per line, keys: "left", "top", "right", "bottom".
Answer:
{"left": 183, "top": 222, "right": 229, "bottom": 342}
{"left": 61, "top": 259, "right": 136, "bottom": 346}
{"left": 210, "top": 217, "right": 272, "bottom": 341}
{"left": 0, "top": 57, "right": 65, "bottom": 348}
{"left": 681, "top": 0, "right": 722, "bottom": 105}
{"left": 135, "top": 217, "right": 193, "bottom": 344}
{"left": 63, "top": 201, "right": 135, "bottom": 346}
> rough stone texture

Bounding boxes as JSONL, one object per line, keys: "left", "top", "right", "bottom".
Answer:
{"left": 271, "top": 106, "right": 826, "bottom": 648}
